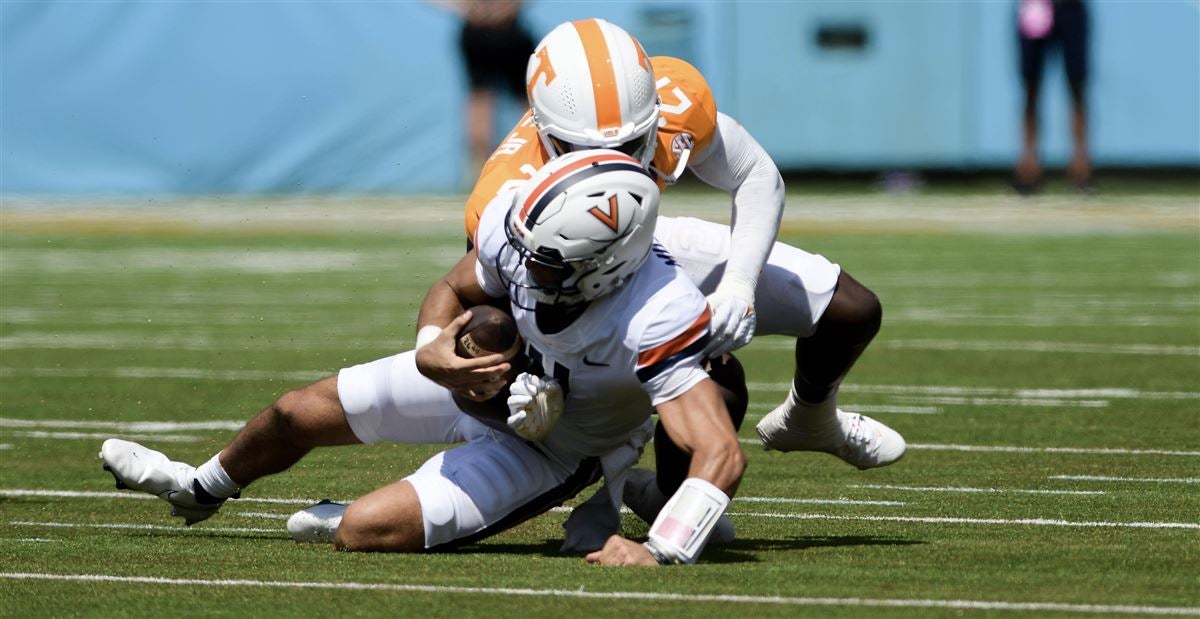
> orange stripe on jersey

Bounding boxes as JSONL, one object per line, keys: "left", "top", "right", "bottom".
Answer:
{"left": 637, "top": 306, "right": 712, "bottom": 369}
{"left": 518, "top": 152, "right": 634, "bottom": 221}
{"left": 572, "top": 19, "right": 622, "bottom": 133}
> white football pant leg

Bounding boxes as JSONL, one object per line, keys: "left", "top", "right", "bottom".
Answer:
{"left": 654, "top": 215, "right": 841, "bottom": 338}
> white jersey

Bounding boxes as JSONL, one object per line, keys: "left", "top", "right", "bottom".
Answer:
{"left": 474, "top": 194, "right": 712, "bottom": 463}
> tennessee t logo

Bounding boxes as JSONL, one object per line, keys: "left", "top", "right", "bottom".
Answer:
{"left": 526, "top": 47, "right": 557, "bottom": 97}
{"left": 589, "top": 195, "right": 620, "bottom": 232}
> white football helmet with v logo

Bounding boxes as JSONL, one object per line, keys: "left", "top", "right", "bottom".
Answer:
{"left": 525, "top": 18, "right": 659, "bottom": 168}
{"left": 501, "top": 150, "right": 660, "bottom": 305}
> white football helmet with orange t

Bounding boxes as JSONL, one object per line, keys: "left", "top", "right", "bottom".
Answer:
{"left": 525, "top": 19, "right": 660, "bottom": 169}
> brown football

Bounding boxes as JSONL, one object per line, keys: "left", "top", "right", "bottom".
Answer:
{"left": 454, "top": 305, "right": 521, "bottom": 361}
{"left": 451, "top": 305, "right": 527, "bottom": 432}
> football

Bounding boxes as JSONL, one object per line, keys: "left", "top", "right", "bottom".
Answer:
{"left": 451, "top": 305, "right": 527, "bottom": 432}
{"left": 455, "top": 305, "right": 522, "bottom": 361}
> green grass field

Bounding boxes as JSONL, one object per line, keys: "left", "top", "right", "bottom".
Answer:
{"left": 1, "top": 189, "right": 1198, "bottom": 617}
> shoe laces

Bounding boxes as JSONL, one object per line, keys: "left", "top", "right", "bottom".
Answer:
{"left": 843, "top": 414, "right": 874, "bottom": 448}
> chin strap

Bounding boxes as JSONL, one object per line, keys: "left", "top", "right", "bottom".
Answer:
{"left": 642, "top": 477, "right": 731, "bottom": 564}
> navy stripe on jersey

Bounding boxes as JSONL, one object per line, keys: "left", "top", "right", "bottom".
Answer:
{"left": 634, "top": 334, "right": 710, "bottom": 383}
{"left": 524, "top": 161, "right": 651, "bottom": 228}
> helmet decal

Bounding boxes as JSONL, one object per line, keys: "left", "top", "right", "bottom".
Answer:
{"left": 527, "top": 46, "right": 557, "bottom": 98}
{"left": 572, "top": 19, "right": 622, "bottom": 132}
{"left": 589, "top": 195, "right": 620, "bottom": 232}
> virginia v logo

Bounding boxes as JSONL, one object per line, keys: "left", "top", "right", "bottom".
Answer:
{"left": 589, "top": 195, "right": 620, "bottom": 232}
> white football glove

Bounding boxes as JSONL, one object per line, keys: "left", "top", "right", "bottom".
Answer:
{"left": 506, "top": 372, "right": 564, "bottom": 441}
{"left": 702, "top": 289, "right": 756, "bottom": 358}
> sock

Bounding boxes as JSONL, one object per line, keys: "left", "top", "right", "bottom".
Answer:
{"left": 193, "top": 453, "right": 241, "bottom": 502}
{"left": 784, "top": 382, "right": 839, "bottom": 428}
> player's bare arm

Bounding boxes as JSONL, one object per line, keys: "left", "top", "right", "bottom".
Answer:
{"left": 588, "top": 378, "right": 745, "bottom": 566}
{"left": 414, "top": 251, "right": 511, "bottom": 400}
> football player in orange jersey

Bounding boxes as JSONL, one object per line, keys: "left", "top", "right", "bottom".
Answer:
{"left": 463, "top": 19, "right": 906, "bottom": 542}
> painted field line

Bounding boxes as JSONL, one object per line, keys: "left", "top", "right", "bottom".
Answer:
{"left": 0, "top": 367, "right": 325, "bottom": 382}
{"left": 4, "top": 430, "right": 202, "bottom": 443}
{"left": 750, "top": 339, "right": 1200, "bottom": 356}
{"left": 908, "top": 444, "right": 1200, "bottom": 457}
{"left": 1, "top": 488, "right": 895, "bottom": 510}
{"left": 235, "top": 512, "right": 291, "bottom": 521}
{"left": 0, "top": 444, "right": 12, "bottom": 450}
{"left": 0, "top": 538, "right": 58, "bottom": 543}
{"left": 886, "top": 339, "right": 1200, "bottom": 357}
{"left": 746, "top": 383, "right": 1200, "bottom": 401}
{"left": 735, "top": 497, "right": 903, "bottom": 506}
{"left": 850, "top": 484, "right": 1104, "bottom": 496}
{"left": 892, "top": 396, "right": 1109, "bottom": 408}
{"left": 1050, "top": 475, "right": 1200, "bottom": 484}
{"left": 0, "top": 418, "right": 244, "bottom": 432}
{"left": 9, "top": 521, "right": 283, "bottom": 535}
{"left": 0, "top": 489, "right": 320, "bottom": 506}
{"left": 733, "top": 512, "right": 1200, "bottom": 530}
{"left": 2, "top": 573, "right": 1196, "bottom": 616}
{"left": 746, "top": 403, "right": 941, "bottom": 416}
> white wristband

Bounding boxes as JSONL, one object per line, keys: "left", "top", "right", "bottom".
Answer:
{"left": 644, "top": 477, "right": 731, "bottom": 564}
{"left": 415, "top": 325, "right": 443, "bottom": 349}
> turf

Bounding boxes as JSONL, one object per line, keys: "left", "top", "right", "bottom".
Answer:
{"left": 1, "top": 191, "right": 1197, "bottom": 617}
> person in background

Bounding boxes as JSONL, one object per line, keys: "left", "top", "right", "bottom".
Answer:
{"left": 1014, "top": 0, "right": 1092, "bottom": 194}
{"left": 433, "top": 1, "right": 536, "bottom": 181}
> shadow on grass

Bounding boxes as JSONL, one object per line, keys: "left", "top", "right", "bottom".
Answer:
{"left": 448, "top": 535, "right": 924, "bottom": 564}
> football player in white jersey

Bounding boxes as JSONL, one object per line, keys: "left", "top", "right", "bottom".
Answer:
{"left": 463, "top": 20, "right": 905, "bottom": 516}
{"left": 100, "top": 151, "right": 745, "bottom": 566}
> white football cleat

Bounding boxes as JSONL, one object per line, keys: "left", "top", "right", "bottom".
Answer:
{"left": 99, "top": 438, "right": 227, "bottom": 525}
{"left": 756, "top": 407, "right": 906, "bottom": 470}
{"left": 623, "top": 468, "right": 735, "bottom": 545}
{"left": 286, "top": 500, "right": 346, "bottom": 543}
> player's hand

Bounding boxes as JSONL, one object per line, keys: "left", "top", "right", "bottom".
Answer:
{"left": 506, "top": 372, "right": 563, "bottom": 441}
{"left": 702, "top": 290, "right": 756, "bottom": 357}
{"left": 586, "top": 535, "right": 659, "bottom": 566}
{"left": 415, "top": 311, "right": 511, "bottom": 401}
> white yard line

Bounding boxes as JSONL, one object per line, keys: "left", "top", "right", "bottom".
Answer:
{"left": 3, "top": 431, "right": 202, "bottom": 442}
{"left": 907, "top": 444, "right": 1200, "bottom": 457}
{"left": 746, "top": 403, "right": 941, "bottom": 416}
{"left": 9, "top": 521, "right": 282, "bottom": 535}
{"left": 733, "top": 512, "right": 1199, "bottom": 530}
{"left": 850, "top": 484, "right": 1105, "bottom": 496}
{"left": 734, "top": 497, "right": 904, "bottom": 506}
{"left": 1, "top": 418, "right": 245, "bottom": 432}
{"left": 884, "top": 340, "right": 1200, "bottom": 357}
{"left": 1, "top": 488, "right": 896, "bottom": 509}
{"left": 0, "top": 572, "right": 1195, "bottom": 616}
{"left": 235, "top": 512, "right": 291, "bottom": 520}
{"left": 1050, "top": 475, "right": 1200, "bottom": 484}
{"left": 0, "top": 489, "right": 323, "bottom": 505}
{"left": 746, "top": 383, "right": 1200, "bottom": 401}
{"left": 0, "top": 366, "right": 325, "bottom": 382}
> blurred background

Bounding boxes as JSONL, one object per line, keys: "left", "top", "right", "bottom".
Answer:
{"left": 1, "top": 0, "right": 1197, "bottom": 196}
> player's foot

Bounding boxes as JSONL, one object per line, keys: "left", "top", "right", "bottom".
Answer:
{"left": 99, "top": 438, "right": 227, "bottom": 525}
{"left": 623, "top": 468, "right": 735, "bottom": 544}
{"left": 756, "top": 407, "right": 906, "bottom": 470}
{"left": 286, "top": 500, "right": 346, "bottom": 543}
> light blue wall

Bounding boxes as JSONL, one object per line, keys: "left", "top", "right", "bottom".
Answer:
{"left": 2, "top": 1, "right": 1197, "bottom": 195}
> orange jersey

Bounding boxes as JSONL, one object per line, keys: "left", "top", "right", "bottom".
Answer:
{"left": 463, "top": 56, "right": 719, "bottom": 238}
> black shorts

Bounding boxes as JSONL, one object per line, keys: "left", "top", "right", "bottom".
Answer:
{"left": 459, "top": 19, "right": 536, "bottom": 99}
{"left": 1018, "top": 0, "right": 1089, "bottom": 91}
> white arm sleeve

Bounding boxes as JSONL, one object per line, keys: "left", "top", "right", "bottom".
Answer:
{"left": 687, "top": 112, "right": 785, "bottom": 302}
